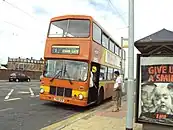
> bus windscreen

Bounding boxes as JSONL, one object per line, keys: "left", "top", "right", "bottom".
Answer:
{"left": 48, "top": 19, "right": 90, "bottom": 38}
{"left": 43, "top": 59, "right": 88, "bottom": 81}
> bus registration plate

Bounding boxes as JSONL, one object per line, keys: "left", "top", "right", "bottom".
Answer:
{"left": 54, "top": 97, "right": 64, "bottom": 102}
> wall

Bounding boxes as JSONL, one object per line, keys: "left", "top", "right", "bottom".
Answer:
{"left": 0, "top": 69, "right": 42, "bottom": 80}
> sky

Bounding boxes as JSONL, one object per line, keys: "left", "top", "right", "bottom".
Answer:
{"left": 0, "top": 0, "right": 173, "bottom": 77}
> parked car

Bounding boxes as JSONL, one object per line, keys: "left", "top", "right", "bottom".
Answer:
{"left": 9, "top": 72, "right": 31, "bottom": 82}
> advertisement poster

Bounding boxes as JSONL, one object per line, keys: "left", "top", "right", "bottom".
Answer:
{"left": 136, "top": 55, "right": 173, "bottom": 126}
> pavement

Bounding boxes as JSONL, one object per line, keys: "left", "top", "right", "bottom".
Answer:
{"left": 42, "top": 98, "right": 143, "bottom": 130}
{"left": 0, "top": 81, "right": 87, "bottom": 130}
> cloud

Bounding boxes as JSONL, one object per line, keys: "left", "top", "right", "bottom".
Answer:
{"left": 0, "top": 0, "right": 128, "bottom": 65}
{"left": 1, "top": 0, "right": 173, "bottom": 77}
{"left": 89, "top": 0, "right": 114, "bottom": 14}
{"left": 134, "top": 0, "right": 173, "bottom": 41}
{"left": 32, "top": 6, "right": 49, "bottom": 15}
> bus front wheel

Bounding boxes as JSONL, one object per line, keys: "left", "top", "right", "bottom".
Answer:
{"left": 96, "top": 87, "right": 104, "bottom": 105}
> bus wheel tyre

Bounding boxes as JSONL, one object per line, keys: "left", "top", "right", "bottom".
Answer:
{"left": 97, "top": 88, "right": 104, "bottom": 105}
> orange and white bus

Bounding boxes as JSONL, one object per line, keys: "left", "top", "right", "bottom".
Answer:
{"left": 40, "top": 15, "right": 126, "bottom": 107}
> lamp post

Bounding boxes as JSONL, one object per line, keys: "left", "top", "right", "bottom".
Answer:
{"left": 126, "top": 0, "right": 134, "bottom": 130}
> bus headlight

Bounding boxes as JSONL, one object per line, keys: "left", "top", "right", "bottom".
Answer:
{"left": 78, "top": 94, "right": 84, "bottom": 100}
{"left": 40, "top": 88, "right": 44, "bottom": 94}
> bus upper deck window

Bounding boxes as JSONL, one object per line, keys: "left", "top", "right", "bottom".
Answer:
{"left": 48, "top": 19, "right": 90, "bottom": 38}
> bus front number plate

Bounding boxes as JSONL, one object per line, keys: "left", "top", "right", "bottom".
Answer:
{"left": 54, "top": 97, "right": 64, "bottom": 102}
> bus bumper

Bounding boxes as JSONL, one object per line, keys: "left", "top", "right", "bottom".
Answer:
{"left": 39, "top": 94, "right": 88, "bottom": 107}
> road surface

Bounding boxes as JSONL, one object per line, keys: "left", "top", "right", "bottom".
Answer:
{"left": 0, "top": 81, "right": 85, "bottom": 130}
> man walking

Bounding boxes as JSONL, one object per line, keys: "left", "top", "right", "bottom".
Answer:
{"left": 112, "top": 71, "right": 122, "bottom": 112}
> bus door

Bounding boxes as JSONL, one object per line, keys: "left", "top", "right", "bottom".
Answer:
{"left": 87, "top": 62, "right": 100, "bottom": 104}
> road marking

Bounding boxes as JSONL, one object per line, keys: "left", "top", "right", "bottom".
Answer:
{"left": 29, "top": 88, "right": 35, "bottom": 96}
{"left": 4, "top": 89, "right": 14, "bottom": 100}
{"left": 30, "top": 95, "right": 39, "bottom": 98}
{"left": 4, "top": 98, "right": 21, "bottom": 102}
{"left": 0, "top": 108, "right": 14, "bottom": 112}
{"left": 35, "top": 95, "right": 39, "bottom": 97}
{"left": 18, "top": 91, "right": 30, "bottom": 94}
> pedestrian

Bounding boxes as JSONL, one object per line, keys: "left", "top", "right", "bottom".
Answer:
{"left": 112, "top": 71, "right": 122, "bottom": 112}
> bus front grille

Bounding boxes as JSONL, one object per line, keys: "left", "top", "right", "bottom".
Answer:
{"left": 57, "top": 87, "right": 64, "bottom": 96}
{"left": 49, "top": 86, "right": 72, "bottom": 98}
{"left": 64, "top": 88, "right": 72, "bottom": 97}
{"left": 50, "top": 86, "right": 56, "bottom": 95}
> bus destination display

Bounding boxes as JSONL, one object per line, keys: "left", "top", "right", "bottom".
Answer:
{"left": 52, "top": 46, "right": 79, "bottom": 54}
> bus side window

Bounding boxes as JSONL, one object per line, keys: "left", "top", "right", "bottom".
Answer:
{"left": 99, "top": 73, "right": 104, "bottom": 80}
{"left": 107, "top": 67, "right": 113, "bottom": 80}
{"left": 100, "top": 66, "right": 107, "bottom": 80}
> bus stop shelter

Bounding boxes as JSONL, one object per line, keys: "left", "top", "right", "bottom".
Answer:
{"left": 135, "top": 28, "right": 173, "bottom": 54}
{"left": 134, "top": 28, "right": 173, "bottom": 130}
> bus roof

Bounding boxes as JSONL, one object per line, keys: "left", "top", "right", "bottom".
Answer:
{"left": 51, "top": 14, "right": 93, "bottom": 21}
{"left": 50, "top": 14, "right": 122, "bottom": 49}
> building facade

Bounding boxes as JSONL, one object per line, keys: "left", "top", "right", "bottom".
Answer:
{"left": 7, "top": 57, "right": 44, "bottom": 71}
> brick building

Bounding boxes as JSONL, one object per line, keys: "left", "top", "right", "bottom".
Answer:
{"left": 7, "top": 57, "right": 44, "bottom": 71}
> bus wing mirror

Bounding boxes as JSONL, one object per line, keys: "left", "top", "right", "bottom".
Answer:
{"left": 92, "top": 66, "right": 97, "bottom": 73}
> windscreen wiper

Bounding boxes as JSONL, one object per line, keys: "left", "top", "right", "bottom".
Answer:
{"left": 50, "top": 69, "right": 62, "bottom": 82}
{"left": 64, "top": 65, "right": 73, "bottom": 85}
{"left": 65, "top": 70, "right": 73, "bottom": 85}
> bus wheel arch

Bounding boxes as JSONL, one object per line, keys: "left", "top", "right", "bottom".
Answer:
{"left": 97, "top": 86, "right": 104, "bottom": 105}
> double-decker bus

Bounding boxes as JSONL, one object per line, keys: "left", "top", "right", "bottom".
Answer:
{"left": 40, "top": 15, "right": 126, "bottom": 107}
